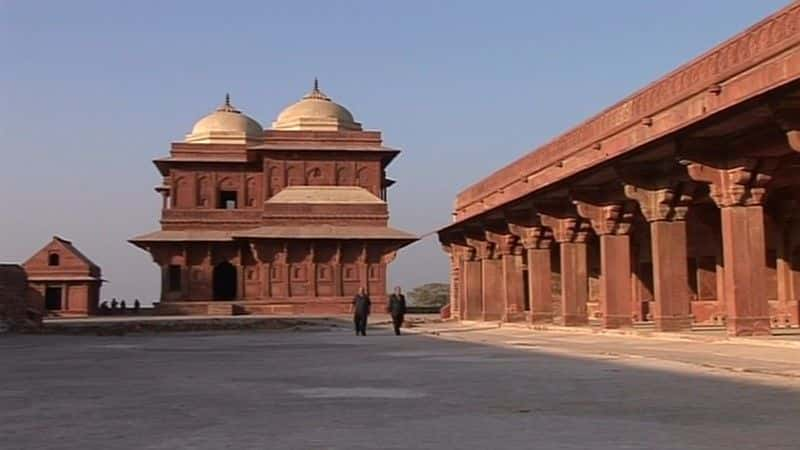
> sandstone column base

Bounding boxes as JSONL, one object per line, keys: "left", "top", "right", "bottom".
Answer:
{"left": 727, "top": 317, "right": 771, "bottom": 336}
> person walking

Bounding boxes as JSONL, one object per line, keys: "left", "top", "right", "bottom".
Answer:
{"left": 387, "top": 286, "right": 407, "bottom": 336}
{"left": 352, "top": 287, "right": 371, "bottom": 336}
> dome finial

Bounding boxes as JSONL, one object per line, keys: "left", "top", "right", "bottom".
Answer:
{"left": 217, "top": 93, "right": 239, "bottom": 113}
{"left": 303, "top": 77, "right": 329, "bottom": 101}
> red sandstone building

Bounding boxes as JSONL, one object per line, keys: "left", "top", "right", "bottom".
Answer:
{"left": 130, "top": 82, "right": 416, "bottom": 315}
{"left": 439, "top": 4, "right": 800, "bottom": 336}
{"left": 23, "top": 237, "right": 103, "bottom": 316}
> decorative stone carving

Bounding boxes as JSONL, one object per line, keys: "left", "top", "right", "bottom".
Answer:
{"left": 539, "top": 214, "right": 591, "bottom": 243}
{"left": 508, "top": 223, "right": 553, "bottom": 250}
{"left": 680, "top": 157, "right": 778, "bottom": 207}
{"left": 485, "top": 231, "right": 518, "bottom": 257}
{"left": 573, "top": 200, "right": 635, "bottom": 236}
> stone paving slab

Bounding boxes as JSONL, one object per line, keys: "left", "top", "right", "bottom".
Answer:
{"left": 2, "top": 325, "right": 799, "bottom": 449}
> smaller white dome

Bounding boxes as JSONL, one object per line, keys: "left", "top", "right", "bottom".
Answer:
{"left": 185, "top": 95, "right": 263, "bottom": 144}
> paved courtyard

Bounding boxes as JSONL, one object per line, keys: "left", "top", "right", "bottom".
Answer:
{"left": 2, "top": 323, "right": 800, "bottom": 450}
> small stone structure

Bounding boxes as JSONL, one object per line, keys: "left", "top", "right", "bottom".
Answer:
{"left": 0, "top": 264, "right": 30, "bottom": 331}
{"left": 23, "top": 237, "right": 103, "bottom": 316}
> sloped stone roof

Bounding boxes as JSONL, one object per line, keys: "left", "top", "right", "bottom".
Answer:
{"left": 267, "top": 186, "right": 385, "bottom": 205}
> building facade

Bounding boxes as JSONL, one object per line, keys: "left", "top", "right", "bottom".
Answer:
{"left": 438, "top": 4, "right": 800, "bottom": 336}
{"left": 131, "top": 82, "right": 416, "bottom": 315}
{"left": 23, "top": 237, "right": 103, "bottom": 316}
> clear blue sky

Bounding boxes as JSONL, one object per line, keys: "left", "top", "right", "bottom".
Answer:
{"left": 0, "top": 0, "right": 789, "bottom": 303}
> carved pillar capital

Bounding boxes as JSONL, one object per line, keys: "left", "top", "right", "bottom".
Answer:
{"left": 539, "top": 214, "right": 591, "bottom": 243}
{"left": 679, "top": 156, "right": 778, "bottom": 207}
{"left": 465, "top": 237, "right": 494, "bottom": 260}
{"left": 485, "top": 230, "right": 518, "bottom": 257}
{"left": 623, "top": 183, "right": 694, "bottom": 222}
{"left": 508, "top": 223, "right": 553, "bottom": 249}
{"left": 462, "top": 244, "right": 477, "bottom": 261}
{"left": 573, "top": 199, "right": 635, "bottom": 235}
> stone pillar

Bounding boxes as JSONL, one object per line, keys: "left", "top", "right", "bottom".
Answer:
{"left": 263, "top": 263, "right": 272, "bottom": 298}
{"left": 333, "top": 243, "right": 343, "bottom": 297}
{"left": 236, "top": 265, "right": 245, "bottom": 300}
{"left": 501, "top": 247, "right": 526, "bottom": 322}
{"left": 481, "top": 258, "right": 503, "bottom": 321}
{"left": 574, "top": 200, "right": 635, "bottom": 328}
{"left": 771, "top": 197, "right": 799, "bottom": 327}
{"left": 540, "top": 214, "right": 590, "bottom": 326}
{"left": 442, "top": 244, "right": 463, "bottom": 320}
{"left": 509, "top": 222, "right": 554, "bottom": 324}
{"left": 358, "top": 243, "right": 369, "bottom": 294}
{"left": 486, "top": 231, "right": 526, "bottom": 322}
{"left": 454, "top": 247, "right": 468, "bottom": 321}
{"left": 467, "top": 236, "right": 502, "bottom": 321}
{"left": 463, "top": 248, "right": 483, "bottom": 320}
{"left": 624, "top": 182, "right": 694, "bottom": 331}
{"left": 682, "top": 157, "right": 778, "bottom": 336}
{"left": 180, "top": 246, "right": 190, "bottom": 300}
{"left": 159, "top": 265, "right": 168, "bottom": 302}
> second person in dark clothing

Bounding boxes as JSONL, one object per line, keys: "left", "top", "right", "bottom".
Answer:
{"left": 352, "top": 287, "right": 371, "bottom": 336}
{"left": 387, "top": 286, "right": 407, "bottom": 336}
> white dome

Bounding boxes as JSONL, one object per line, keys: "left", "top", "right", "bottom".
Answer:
{"left": 185, "top": 95, "right": 263, "bottom": 143}
{"left": 272, "top": 80, "right": 362, "bottom": 131}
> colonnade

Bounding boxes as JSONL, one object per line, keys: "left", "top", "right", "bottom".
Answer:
{"left": 443, "top": 140, "right": 800, "bottom": 336}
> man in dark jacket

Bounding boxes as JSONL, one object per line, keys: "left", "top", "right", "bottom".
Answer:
{"left": 352, "top": 287, "right": 371, "bottom": 336}
{"left": 387, "top": 286, "right": 407, "bottom": 336}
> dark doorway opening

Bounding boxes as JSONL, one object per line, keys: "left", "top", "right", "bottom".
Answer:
{"left": 213, "top": 262, "right": 237, "bottom": 300}
{"left": 45, "top": 287, "right": 62, "bottom": 310}
{"left": 168, "top": 265, "right": 182, "bottom": 292}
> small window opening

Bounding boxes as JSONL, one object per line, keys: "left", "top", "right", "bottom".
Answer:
{"left": 48, "top": 253, "right": 60, "bottom": 266}
{"left": 218, "top": 191, "right": 238, "bottom": 209}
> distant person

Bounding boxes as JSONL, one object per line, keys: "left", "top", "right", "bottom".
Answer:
{"left": 100, "top": 301, "right": 110, "bottom": 315}
{"left": 352, "top": 287, "right": 371, "bottom": 336}
{"left": 120, "top": 300, "right": 126, "bottom": 313}
{"left": 111, "top": 298, "right": 118, "bottom": 313}
{"left": 133, "top": 299, "right": 141, "bottom": 314}
{"left": 387, "top": 286, "right": 407, "bottom": 336}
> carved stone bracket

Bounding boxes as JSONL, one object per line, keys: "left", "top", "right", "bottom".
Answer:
{"left": 679, "top": 156, "right": 778, "bottom": 207}
{"left": 573, "top": 199, "right": 635, "bottom": 236}
{"left": 508, "top": 223, "right": 553, "bottom": 249}
{"left": 485, "top": 230, "right": 518, "bottom": 257}
{"left": 382, "top": 250, "right": 398, "bottom": 264}
{"left": 465, "top": 236, "right": 495, "bottom": 260}
{"left": 623, "top": 183, "right": 694, "bottom": 222}
{"left": 539, "top": 213, "right": 591, "bottom": 243}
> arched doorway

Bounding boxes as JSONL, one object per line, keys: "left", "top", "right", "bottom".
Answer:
{"left": 213, "top": 262, "right": 237, "bottom": 300}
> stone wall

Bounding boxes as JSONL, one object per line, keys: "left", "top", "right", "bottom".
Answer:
{"left": 0, "top": 264, "right": 31, "bottom": 331}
